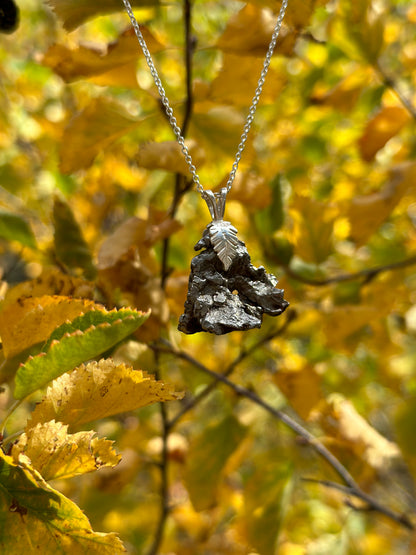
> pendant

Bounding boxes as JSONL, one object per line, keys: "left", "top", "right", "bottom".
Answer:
{"left": 178, "top": 188, "right": 289, "bottom": 335}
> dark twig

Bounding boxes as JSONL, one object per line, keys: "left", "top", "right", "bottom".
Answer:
{"left": 376, "top": 63, "right": 416, "bottom": 121}
{"left": 160, "top": 0, "right": 195, "bottom": 288}
{"left": 166, "top": 309, "right": 297, "bottom": 428}
{"left": 302, "top": 478, "right": 414, "bottom": 530}
{"left": 285, "top": 254, "right": 416, "bottom": 287}
{"left": 151, "top": 2, "right": 195, "bottom": 551}
{"left": 145, "top": 359, "right": 172, "bottom": 555}
{"left": 153, "top": 340, "right": 414, "bottom": 531}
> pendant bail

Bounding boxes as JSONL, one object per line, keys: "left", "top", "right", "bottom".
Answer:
{"left": 201, "top": 187, "right": 228, "bottom": 221}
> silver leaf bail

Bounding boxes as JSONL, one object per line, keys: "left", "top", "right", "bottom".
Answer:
{"left": 201, "top": 187, "right": 239, "bottom": 270}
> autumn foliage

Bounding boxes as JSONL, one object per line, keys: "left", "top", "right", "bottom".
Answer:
{"left": 1, "top": 0, "right": 416, "bottom": 553}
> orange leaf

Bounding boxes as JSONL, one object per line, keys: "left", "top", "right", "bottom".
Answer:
{"left": 358, "top": 106, "right": 411, "bottom": 162}
{"left": 274, "top": 365, "right": 321, "bottom": 419}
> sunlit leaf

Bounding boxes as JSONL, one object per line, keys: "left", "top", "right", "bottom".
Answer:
{"left": 0, "top": 210, "right": 36, "bottom": 248}
{"left": 358, "top": 106, "right": 411, "bottom": 162}
{"left": 346, "top": 162, "right": 416, "bottom": 245}
{"left": 185, "top": 413, "right": 246, "bottom": 511}
{"left": 14, "top": 307, "right": 150, "bottom": 399}
{"left": 1, "top": 269, "right": 94, "bottom": 309}
{"left": 0, "top": 295, "right": 99, "bottom": 359}
{"left": 28, "top": 359, "right": 183, "bottom": 428}
{"left": 59, "top": 97, "right": 141, "bottom": 173}
{"left": 12, "top": 421, "right": 120, "bottom": 481}
{"left": 0, "top": 451, "right": 125, "bottom": 554}
{"left": 313, "top": 394, "right": 402, "bottom": 472}
{"left": 47, "top": 0, "right": 160, "bottom": 31}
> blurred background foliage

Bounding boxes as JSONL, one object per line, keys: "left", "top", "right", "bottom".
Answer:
{"left": 1, "top": 0, "right": 416, "bottom": 553}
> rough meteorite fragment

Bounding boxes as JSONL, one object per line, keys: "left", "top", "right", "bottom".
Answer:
{"left": 178, "top": 226, "right": 289, "bottom": 335}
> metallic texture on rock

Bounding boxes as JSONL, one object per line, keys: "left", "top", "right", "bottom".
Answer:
{"left": 178, "top": 228, "right": 289, "bottom": 335}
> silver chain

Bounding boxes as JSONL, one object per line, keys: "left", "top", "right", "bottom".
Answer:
{"left": 122, "top": 0, "right": 289, "bottom": 195}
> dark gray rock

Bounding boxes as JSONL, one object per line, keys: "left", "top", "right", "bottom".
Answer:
{"left": 178, "top": 227, "right": 289, "bottom": 334}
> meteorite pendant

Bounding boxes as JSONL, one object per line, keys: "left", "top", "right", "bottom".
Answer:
{"left": 178, "top": 188, "right": 289, "bottom": 335}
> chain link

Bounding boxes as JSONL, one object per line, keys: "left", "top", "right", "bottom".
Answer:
{"left": 122, "top": 0, "right": 288, "bottom": 195}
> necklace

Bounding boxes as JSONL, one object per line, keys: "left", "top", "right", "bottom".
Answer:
{"left": 122, "top": 0, "right": 289, "bottom": 334}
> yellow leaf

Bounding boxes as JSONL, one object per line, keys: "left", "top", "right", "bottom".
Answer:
{"left": 345, "top": 162, "right": 415, "bottom": 245}
{"left": 290, "top": 195, "right": 335, "bottom": 263}
{"left": 0, "top": 295, "right": 99, "bottom": 359}
{"left": 217, "top": 4, "right": 295, "bottom": 57}
{"left": 313, "top": 395, "right": 401, "bottom": 472}
{"left": 0, "top": 451, "right": 125, "bottom": 554}
{"left": 358, "top": 106, "right": 411, "bottom": 162}
{"left": 250, "top": 0, "right": 329, "bottom": 29}
{"left": 43, "top": 27, "right": 163, "bottom": 84}
{"left": 46, "top": 0, "right": 159, "bottom": 31}
{"left": 60, "top": 97, "right": 141, "bottom": 173}
{"left": 1, "top": 269, "right": 94, "bottom": 308}
{"left": 209, "top": 54, "right": 286, "bottom": 106}
{"left": 311, "top": 68, "right": 370, "bottom": 112}
{"left": 191, "top": 106, "right": 255, "bottom": 161}
{"left": 135, "top": 140, "right": 205, "bottom": 175}
{"left": 221, "top": 171, "right": 271, "bottom": 211}
{"left": 28, "top": 359, "right": 183, "bottom": 429}
{"left": 12, "top": 421, "right": 120, "bottom": 481}
{"left": 273, "top": 365, "right": 321, "bottom": 419}
{"left": 323, "top": 305, "right": 378, "bottom": 348}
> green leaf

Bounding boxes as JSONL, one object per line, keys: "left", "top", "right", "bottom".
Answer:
{"left": 14, "top": 308, "right": 150, "bottom": 399}
{"left": 0, "top": 210, "right": 36, "bottom": 248}
{"left": 184, "top": 413, "right": 246, "bottom": 511}
{"left": 243, "top": 456, "right": 293, "bottom": 555}
{"left": 0, "top": 451, "right": 125, "bottom": 554}
{"left": 47, "top": 0, "right": 160, "bottom": 31}
{"left": 255, "top": 174, "right": 285, "bottom": 235}
{"left": 53, "top": 198, "right": 96, "bottom": 279}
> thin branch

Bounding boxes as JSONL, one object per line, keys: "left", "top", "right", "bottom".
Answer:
{"left": 145, "top": 359, "right": 171, "bottom": 555}
{"left": 153, "top": 340, "right": 414, "bottom": 531}
{"left": 160, "top": 0, "right": 195, "bottom": 288}
{"left": 302, "top": 478, "right": 414, "bottom": 530}
{"left": 166, "top": 309, "right": 297, "bottom": 428}
{"left": 376, "top": 63, "right": 416, "bottom": 121}
{"left": 285, "top": 254, "right": 416, "bottom": 286}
